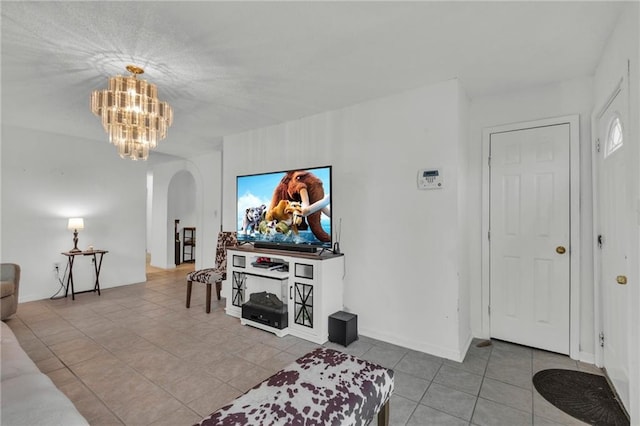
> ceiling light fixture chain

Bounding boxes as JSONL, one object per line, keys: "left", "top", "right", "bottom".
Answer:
{"left": 90, "top": 65, "right": 173, "bottom": 161}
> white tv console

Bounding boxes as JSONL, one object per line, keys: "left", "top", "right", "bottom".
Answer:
{"left": 223, "top": 245, "right": 344, "bottom": 345}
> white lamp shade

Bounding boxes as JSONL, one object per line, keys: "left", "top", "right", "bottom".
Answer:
{"left": 67, "top": 218, "right": 84, "bottom": 230}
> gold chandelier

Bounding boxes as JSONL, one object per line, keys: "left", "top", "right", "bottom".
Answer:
{"left": 91, "top": 65, "right": 173, "bottom": 161}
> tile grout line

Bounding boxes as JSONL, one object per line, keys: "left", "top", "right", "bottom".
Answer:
{"left": 20, "top": 311, "right": 128, "bottom": 425}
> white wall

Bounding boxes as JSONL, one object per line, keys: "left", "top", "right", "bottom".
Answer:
{"left": 592, "top": 2, "right": 639, "bottom": 420}
{"left": 223, "top": 79, "right": 470, "bottom": 361}
{"left": 169, "top": 171, "right": 196, "bottom": 231}
{"left": 150, "top": 161, "right": 177, "bottom": 269}
{"left": 468, "top": 77, "right": 596, "bottom": 359}
{"left": 1, "top": 126, "right": 147, "bottom": 301}
{"left": 149, "top": 152, "right": 222, "bottom": 270}
{"left": 192, "top": 152, "right": 223, "bottom": 270}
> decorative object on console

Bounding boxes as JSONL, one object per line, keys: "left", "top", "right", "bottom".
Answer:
{"left": 186, "top": 231, "right": 236, "bottom": 313}
{"left": 67, "top": 217, "right": 84, "bottom": 253}
{"left": 237, "top": 166, "right": 332, "bottom": 253}
{"left": 90, "top": 65, "right": 173, "bottom": 161}
{"left": 333, "top": 217, "right": 342, "bottom": 254}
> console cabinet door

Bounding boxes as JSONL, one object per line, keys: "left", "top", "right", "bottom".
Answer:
{"left": 289, "top": 260, "right": 322, "bottom": 339}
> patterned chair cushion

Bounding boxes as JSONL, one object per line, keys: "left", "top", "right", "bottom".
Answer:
{"left": 197, "top": 347, "right": 394, "bottom": 426}
{"left": 187, "top": 268, "right": 223, "bottom": 284}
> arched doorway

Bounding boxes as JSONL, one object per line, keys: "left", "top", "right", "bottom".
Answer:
{"left": 147, "top": 155, "right": 221, "bottom": 273}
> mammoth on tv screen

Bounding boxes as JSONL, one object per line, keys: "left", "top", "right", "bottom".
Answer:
{"left": 236, "top": 166, "right": 332, "bottom": 251}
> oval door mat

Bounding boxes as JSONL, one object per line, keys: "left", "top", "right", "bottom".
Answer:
{"left": 533, "top": 369, "right": 629, "bottom": 426}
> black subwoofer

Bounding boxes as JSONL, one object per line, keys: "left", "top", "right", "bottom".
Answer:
{"left": 328, "top": 311, "right": 358, "bottom": 347}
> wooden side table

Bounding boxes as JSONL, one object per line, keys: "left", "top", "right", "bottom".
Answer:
{"left": 61, "top": 250, "right": 108, "bottom": 300}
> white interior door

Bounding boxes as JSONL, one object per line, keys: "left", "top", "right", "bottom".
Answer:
{"left": 595, "top": 83, "right": 630, "bottom": 410}
{"left": 489, "top": 124, "right": 570, "bottom": 354}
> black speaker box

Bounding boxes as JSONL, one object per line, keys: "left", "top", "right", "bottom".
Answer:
{"left": 328, "top": 311, "right": 358, "bottom": 347}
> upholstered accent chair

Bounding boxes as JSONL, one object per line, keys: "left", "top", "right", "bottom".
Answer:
{"left": 186, "top": 231, "right": 237, "bottom": 313}
{"left": 1, "top": 263, "right": 21, "bottom": 320}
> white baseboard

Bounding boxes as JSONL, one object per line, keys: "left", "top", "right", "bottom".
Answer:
{"left": 359, "top": 326, "right": 465, "bottom": 362}
{"left": 579, "top": 351, "right": 595, "bottom": 364}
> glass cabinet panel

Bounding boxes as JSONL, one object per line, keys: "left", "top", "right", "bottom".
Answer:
{"left": 294, "top": 282, "right": 313, "bottom": 328}
{"left": 232, "top": 271, "right": 246, "bottom": 307}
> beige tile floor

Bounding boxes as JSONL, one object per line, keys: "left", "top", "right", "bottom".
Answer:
{"left": 3, "top": 263, "right": 605, "bottom": 425}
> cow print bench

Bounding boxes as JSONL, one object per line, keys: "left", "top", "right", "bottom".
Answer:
{"left": 197, "top": 347, "right": 395, "bottom": 426}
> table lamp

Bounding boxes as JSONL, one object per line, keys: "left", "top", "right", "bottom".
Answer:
{"left": 67, "top": 218, "right": 84, "bottom": 253}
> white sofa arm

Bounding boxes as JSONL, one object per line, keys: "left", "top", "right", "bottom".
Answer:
{"left": 1, "top": 322, "right": 89, "bottom": 425}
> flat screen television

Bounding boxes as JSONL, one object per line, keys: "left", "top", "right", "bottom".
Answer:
{"left": 236, "top": 166, "right": 332, "bottom": 252}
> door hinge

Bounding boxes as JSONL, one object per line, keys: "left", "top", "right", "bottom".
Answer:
{"left": 597, "top": 234, "right": 603, "bottom": 249}
{"left": 596, "top": 138, "right": 601, "bottom": 153}
{"left": 488, "top": 305, "right": 491, "bottom": 315}
{"left": 488, "top": 156, "right": 491, "bottom": 167}
{"left": 488, "top": 231, "right": 491, "bottom": 241}
{"left": 599, "top": 332, "right": 605, "bottom": 348}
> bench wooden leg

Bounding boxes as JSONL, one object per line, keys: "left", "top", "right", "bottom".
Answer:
{"left": 206, "top": 283, "right": 212, "bottom": 313}
{"left": 216, "top": 281, "right": 222, "bottom": 300}
{"left": 377, "top": 399, "right": 389, "bottom": 426}
{"left": 186, "top": 281, "right": 193, "bottom": 308}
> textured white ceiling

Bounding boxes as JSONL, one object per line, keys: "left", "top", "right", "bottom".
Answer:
{"left": 1, "top": 1, "right": 625, "bottom": 160}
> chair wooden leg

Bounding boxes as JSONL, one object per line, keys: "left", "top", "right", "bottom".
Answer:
{"left": 206, "top": 283, "right": 212, "bottom": 313}
{"left": 216, "top": 281, "right": 222, "bottom": 300}
{"left": 377, "top": 399, "right": 390, "bottom": 426}
{"left": 186, "top": 281, "right": 193, "bottom": 308}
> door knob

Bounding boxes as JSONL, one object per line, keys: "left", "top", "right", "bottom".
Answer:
{"left": 616, "top": 275, "right": 627, "bottom": 285}
{"left": 556, "top": 246, "right": 566, "bottom": 254}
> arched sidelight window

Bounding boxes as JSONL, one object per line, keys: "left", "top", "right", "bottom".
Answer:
{"left": 604, "top": 115, "right": 623, "bottom": 157}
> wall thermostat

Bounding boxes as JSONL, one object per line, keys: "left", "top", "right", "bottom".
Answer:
{"left": 417, "top": 168, "right": 443, "bottom": 190}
